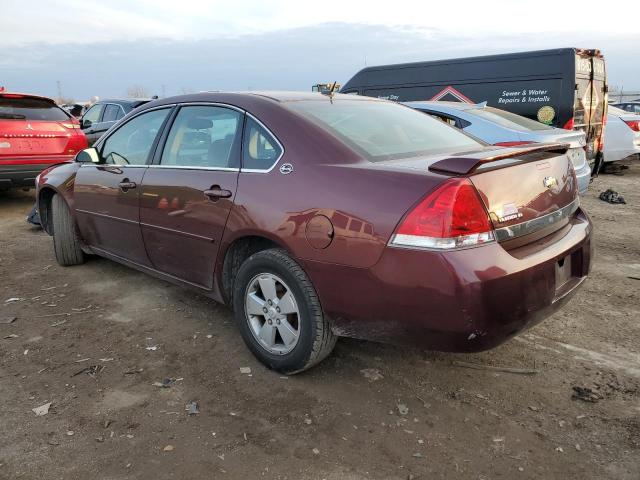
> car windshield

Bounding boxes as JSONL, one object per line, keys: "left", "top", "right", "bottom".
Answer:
{"left": 0, "top": 96, "right": 69, "bottom": 121}
{"left": 287, "top": 99, "right": 482, "bottom": 161}
{"left": 464, "top": 106, "right": 553, "bottom": 131}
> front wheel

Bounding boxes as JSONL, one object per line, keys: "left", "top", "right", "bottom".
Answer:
{"left": 51, "top": 194, "right": 85, "bottom": 266}
{"left": 232, "top": 249, "right": 336, "bottom": 374}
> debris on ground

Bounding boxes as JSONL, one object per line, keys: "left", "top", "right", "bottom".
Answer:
{"left": 124, "top": 368, "right": 144, "bottom": 375}
{"left": 571, "top": 386, "right": 600, "bottom": 403}
{"left": 0, "top": 316, "right": 17, "bottom": 324}
{"left": 153, "top": 378, "right": 175, "bottom": 388}
{"left": 145, "top": 346, "right": 159, "bottom": 351}
{"left": 599, "top": 188, "right": 627, "bottom": 204}
{"left": 72, "top": 365, "right": 105, "bottom": 378}
{"left": 32, "top": 402, "right": 52, "bottom": 416}
{"left": 312, "top": 448, "right": 320, "bottom": 455}
{"left": 361, "top": 368, "right": 384, "bottom": 381}
{"left": 397, "top": 403, "right": 409, "bottom": 415}
{"left": 66, "top": 431, "right": 74, "bottom": 436}
{"left": 4, "top": 334, "right": 19, "bottom": 339}
{"left": 163, "top": 445, "right": 174, "bottom": 452}
{"left": 239, "top": 367, "right": 251, "bottom": 374}
{"left": 186, "top": 401, "right": 200, "bottom": 415}
{"left": 452, "top": 360, "right": 538, "bottom": 375}
{"left": 4, "top": 297, "right": 23, "bottom": 303}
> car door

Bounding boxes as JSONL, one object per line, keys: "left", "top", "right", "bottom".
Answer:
{"left": 139, "top": 105, "right": 243, "bottom": 288}
{"left": 74, "top": 107, "right": 172, "bottom": 266}
{"left": 80, "top": 103, "right": 104, "bottom": 145}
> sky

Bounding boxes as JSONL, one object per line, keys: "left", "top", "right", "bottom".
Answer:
{"left": 1, "top": 0, "right": 638, "bottom": 100}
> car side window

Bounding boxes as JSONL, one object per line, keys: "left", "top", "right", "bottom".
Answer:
{"left": 102, "top": 104, "right": 121, "bottom": 123}
{"left": 161, "top": 106, "right": 242, "bottom": 168}
{"left": 115, "top": 107, "right": 126, "bottom": 120}
{"left": 82, "top": 104, "right": 103, "bottom": 126}
{"left": 100, "top": 108, "right": 170, "bottom": 166}
{"left": 242, "top": 117, "right": 282, "bottom": 170}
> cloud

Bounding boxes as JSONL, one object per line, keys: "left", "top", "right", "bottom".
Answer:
{"left": 1, "top": 23, "right": 637, "bottom": 100}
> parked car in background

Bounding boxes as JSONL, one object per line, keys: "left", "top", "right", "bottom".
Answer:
{"left": 611, "top": 101, "right": 640, "bottom": 114}
{"left": 0, "top": 92, "right": 87, "bottom": 190}
{"left": 36, "top": 92, "right": 592, "bottom": 373}
{"left": 341, "top": 48, "right": 608, "bottom": 171}
{"left": 81, "top": 98, "right": 151, "bottom": 145}
{"left": 61, "top": 103, "right": 86, "bottom": 118}
{"left": 604, "top": 106, "right": 640, "bottom": 163}
{"left": 405, "top": 101, "right": 592, "bottom": 194}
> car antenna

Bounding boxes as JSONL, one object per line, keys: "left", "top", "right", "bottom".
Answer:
{"left": 328, "top": 81, "right": 339, "bottom": 102}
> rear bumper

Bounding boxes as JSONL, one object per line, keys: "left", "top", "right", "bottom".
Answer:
{"left": 304, "top": 209, "right": 593, "bottom": 352}
{"left": 0, "top": 157, "right": 74, "bottom": 188}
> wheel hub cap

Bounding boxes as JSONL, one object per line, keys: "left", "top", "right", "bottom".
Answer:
{"left": 244, "top": 273, "right": 301, "bottom": 355}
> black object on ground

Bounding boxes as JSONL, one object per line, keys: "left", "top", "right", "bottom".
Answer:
{"left": 599, "top": 189, "right": 626, "bottom": 204}
{"left": 27, "top": 204, "right": 41, "bottom": 226}
{"left": 571, "top": 386, "right": 600, "bottom": 403}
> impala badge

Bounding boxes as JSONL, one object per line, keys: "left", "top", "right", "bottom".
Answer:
{"left": 497, "top": 202, "right": 523, "bottom": 223}
{"left": 543, "top": 176, "right": 558, "bottom": 189}
{"left": 279, "top": 163, "right": 293, "bottom": 175}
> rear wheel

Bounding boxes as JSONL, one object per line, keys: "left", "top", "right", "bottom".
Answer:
{"left": 51, "top": 194, "right": 85, "bottom": 266}
{"left": 232, "top": 248, "right": 336, "bottom": 374}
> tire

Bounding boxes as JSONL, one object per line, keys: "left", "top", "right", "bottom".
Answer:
{"left": 51, "top": 194, "right": 85, "bottom": 266}
{"left": 232, "top": 248, "right": 336, "bottom": 374}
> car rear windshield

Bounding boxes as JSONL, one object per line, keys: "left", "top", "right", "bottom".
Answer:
{"left": 0, "top": 96, "right": 70, "bottom": 121}
{"left": 465, "top": 106, "right": 553, "bottom": 131}
{"left": 287, "top": 99, "right": 482, "bottom": 161}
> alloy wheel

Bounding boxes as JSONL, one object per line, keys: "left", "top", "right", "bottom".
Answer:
{"left": 244, "top": 273, "right": 301, "bottom": 355}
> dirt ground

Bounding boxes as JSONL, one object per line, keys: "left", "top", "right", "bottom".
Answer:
{"left": 0, "top": 163, "right": 639, "bottom": 480}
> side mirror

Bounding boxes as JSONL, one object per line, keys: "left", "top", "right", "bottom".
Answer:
{"left": 81, "top": 119, "right": 92, "bottom": 129}
{"left": 75, "top": 148, "right": 100, "bottom": 164}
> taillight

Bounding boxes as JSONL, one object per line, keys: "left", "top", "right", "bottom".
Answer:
{"left": 493, "top": 141, "right": 534, "bottom": 147}
{"left": 390, "top": 178, "right": 494, "bottom": 250}
{"left": 624, "top": 120, "right": 640, "bottom": 132}
{"left": 61, "top": 122, "right": 81, "bottom": 129}
{"left": 563, "top": 117, "right": 574, "bottom": 130}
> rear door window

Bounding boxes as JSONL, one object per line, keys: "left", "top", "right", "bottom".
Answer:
{"left": 0, "top": 96, "right": 69, "bottom": 121}
{"left": 160, "top": 106, "right": 242, "bottom": 168}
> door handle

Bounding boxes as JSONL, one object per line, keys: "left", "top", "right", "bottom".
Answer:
{"left": 204, "top": 187, "right": 232, "bottom": 200}
{"left": 118, "top": 179, "right": 137, "bottom": 192}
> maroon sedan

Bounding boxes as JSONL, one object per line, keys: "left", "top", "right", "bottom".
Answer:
{"left": 36, "top": 92, "right": 592, "bottom": 373}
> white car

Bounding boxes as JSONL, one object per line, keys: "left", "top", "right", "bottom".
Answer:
{"left": 404, "top": 101, "right": 592, "bottom": 194}
{"left": 604, "top": 106, "right": 640, "bottom": 163}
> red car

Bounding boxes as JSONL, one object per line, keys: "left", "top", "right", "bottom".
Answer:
{"left": 0, "top": 92, "right": 87, "bottom": 189}
{"left": 35, "top": 92, "right": 592, "bottom": 373}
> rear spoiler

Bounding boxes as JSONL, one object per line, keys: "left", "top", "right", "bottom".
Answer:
{"left": 429, "top": 143, "right": 570, "bottom": 175}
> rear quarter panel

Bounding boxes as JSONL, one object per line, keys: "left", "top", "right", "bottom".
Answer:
{"left": 219, "top": 103, "right": 445, "bottom": 270}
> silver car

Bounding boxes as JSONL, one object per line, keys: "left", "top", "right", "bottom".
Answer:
{"left": 404, "top": 101, "right": 591, "bottom": 194}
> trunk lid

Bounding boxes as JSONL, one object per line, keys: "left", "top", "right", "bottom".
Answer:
{"left": 0, "top": 120, "right": 73, "bottom": 157}
{"left": 430, "top": 144, "right": 579, "bottom": 244}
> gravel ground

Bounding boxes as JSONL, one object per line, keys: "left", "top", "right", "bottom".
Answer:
{"left": 0, "top": 162, "right": 638, "bottom": 480}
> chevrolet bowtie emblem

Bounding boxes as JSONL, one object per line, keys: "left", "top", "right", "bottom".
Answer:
{"left": 543, "top": 176, "right": 558, "bottom": 189}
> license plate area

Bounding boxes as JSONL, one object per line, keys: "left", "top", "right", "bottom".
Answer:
{"left": 555, "top": 255, "right": 573, "bottom": 289}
